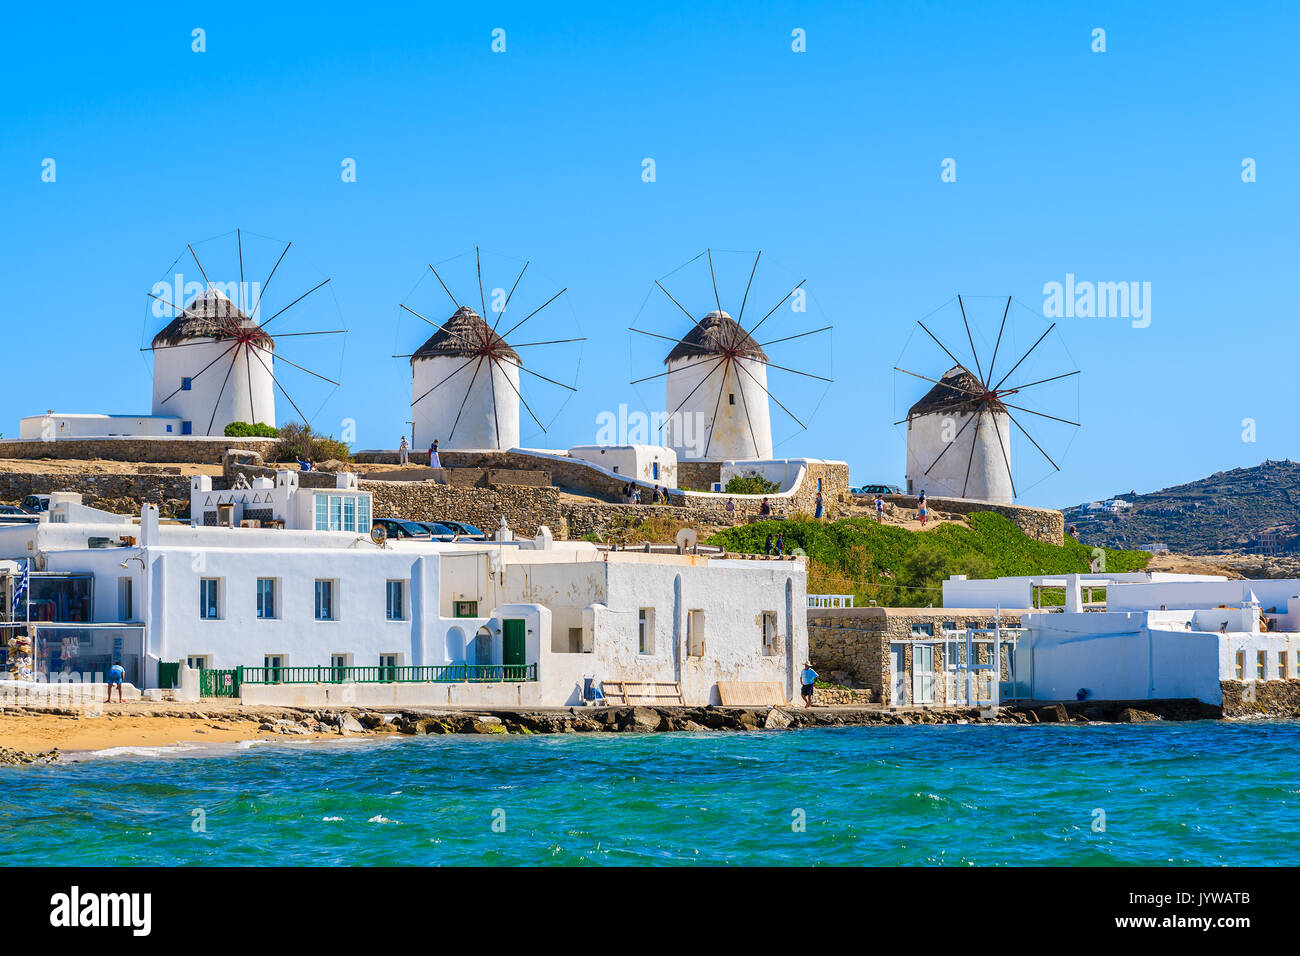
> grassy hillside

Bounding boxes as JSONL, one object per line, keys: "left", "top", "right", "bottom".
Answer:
{"left": 707, "top": 512, "right": 1150, "bottom": 607}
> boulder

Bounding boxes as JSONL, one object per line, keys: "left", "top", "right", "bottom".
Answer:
{"left": 1034, "top": 704, "right": 1069, "bottom": 723}
{"left": 337, "top": 713, "right": 365, "bottom": 735}
{"left": 470, "top": 715, "right": 507, "bottom": 734}
{"left": 619, "top": 707, "right": 664, "bottom": 733}
{"left": 1116, "top": 707, "right": 1161, "bottom": 723}
{"left": 763, "top": 708, "right": 793, "bottom": 730}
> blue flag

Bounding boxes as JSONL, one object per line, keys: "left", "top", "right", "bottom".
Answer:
{"left": 11, "top": 559, "right": 29, "bottom": 616}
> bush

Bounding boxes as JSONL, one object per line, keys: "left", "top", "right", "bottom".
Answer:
{"left": 224, "top": 421, "right": 279, "bottom": 438}
{"left": 724, "top": 472, "right": 780, "bottom": 495}
{"left": 274, "top": 421, "right": 352, "bottom": 464}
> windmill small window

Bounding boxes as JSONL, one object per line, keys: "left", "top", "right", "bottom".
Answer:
{"left": 181, "top": 377, "right": 192, "bottom": 391}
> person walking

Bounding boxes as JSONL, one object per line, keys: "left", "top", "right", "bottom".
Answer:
{"left": 814, "top": 491, "right": 824, "bottom": 520}
{"left": 652, "top": 485, "right": 662, "bottom": 504}
{"left": 775, "top": 532, "right": 785, "bottom": 556}
{"left": 398, "top": 436, "right": 409, "bottom": 466}
{"left": 759, "top": 497, "right": 772, "bottom": 517}
{"left": 800, "top": 661, "right": 819, "bottom": 708}
{"left": 874, "top": 495, "right": 885, "bottom": 523}
{"left": 725, "top": 497, "right": 736, "bottom": 521}
{"left": 106, "top": 660, "right": 126, "bottom": 704}
{"left": 764, "top": 533, "right": 774, "bottom": 555}
{"left": 429, "top": 439, "right": 442, "bottom": 469}
{"left": 918, "top": 499, "right": 928, "bottom": 527}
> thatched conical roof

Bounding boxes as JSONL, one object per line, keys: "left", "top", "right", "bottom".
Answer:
{"left": 412, "top": 306, "right": 521, "bottom": 364}
{"left": 907, "top": 366, "right": 1002, "bottom": 417}
{"left": 152, "top": 288, "right": 269, "bottom": 347}
{"left": 664, "top": 310, "right": 767, "bottom": 365}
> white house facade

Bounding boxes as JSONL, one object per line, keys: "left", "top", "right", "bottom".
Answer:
{"left": 0, "top": 476, "right": 807, "bottom": 708}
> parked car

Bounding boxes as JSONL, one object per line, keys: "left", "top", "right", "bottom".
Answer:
{"left": 851, "top": 484, "right": 901, "bottom": 496}
{"left": 372, "top": 518, "right": 433, "bottom": 541}
{"left": 0, "top": 505, "right": 36, "bottom": 525}
{"left": 410, "top": 521, "right": 459, "bottom": 542}
{"left": 19, "top": 494, "right": 50, "bottom": 514}
{"left": 437, "top": 520, "right": 486, "bottom": 540}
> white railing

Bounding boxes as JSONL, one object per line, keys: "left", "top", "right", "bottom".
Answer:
{"left": 807, "top": 594, "right": 854, "bottom": 609}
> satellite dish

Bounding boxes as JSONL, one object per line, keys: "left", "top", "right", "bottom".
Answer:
{"left": 676, "top": 527, "right": 698, "bottom": 551}
{"left": 370, "top": 524, "right": 388, "bottom": 545}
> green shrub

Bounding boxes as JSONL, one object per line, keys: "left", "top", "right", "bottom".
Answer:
{"left": 724, "top": 472, "right": 780, "bottom": 495}
{"left": 274, "top": 421, "right": 352, "bottom": 464}
{"left": 224, "top": 421, "right": 279, "bottom": 438}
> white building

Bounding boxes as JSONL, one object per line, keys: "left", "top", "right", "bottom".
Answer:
{"left": 567, "top": 445, "right": 677, "bottom": 487}
{"left": 944, "top": 571, "right": 1300, "bottom": 707}
{"left": 0, "top": 475, "right": 807, "bottom": 707}
{"left": 905, "top": 366, "right": 1013, "bottom": 504}
{"left": 664, "top": 311, "right": 773, "bottom": 461}
{"left": 411, "top": 306, "right": 521, "bottom": 451}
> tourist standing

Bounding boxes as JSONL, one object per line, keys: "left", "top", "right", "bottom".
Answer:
{"left": 725, "top": 497, "right": 736, "bottom": 521}
{"left": 764, "top": 533, "right": 774, "bottom": 555}
{"left": 759, "top": 497, "right": 772, "bottom": 517}
{"left": 918, "top": 499, "right": 928, "bottom": 527}
{"left": 800, "top": 661, "right": 818, "bottom": 708}
{"left": 429, "top": 439, "right": 441, "bottom": 469}
{"left": 814, "top": 491, "right": 824, "bottom": 520}
{"left": 398, "top": 436, "right": 409, "bottom": 465}
{"left": 775, "top": 532, "right": 785, "bottom": 555}
{"left": 652, "top": 485, "right": 662, "bottom": 504}
{"left": 106, "top": 660, "right": 125, "bottom": 704}
{"left": 874, "top": 495, "right": 885, "bottom": 522}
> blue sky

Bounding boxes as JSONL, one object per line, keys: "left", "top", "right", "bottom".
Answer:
{"left": 2, "top": 1, "right": 1296, "bottom": 507}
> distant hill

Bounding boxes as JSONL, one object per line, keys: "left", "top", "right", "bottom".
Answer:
{"left": 1062, "top": 460, "right": 1300, "bottom": 555}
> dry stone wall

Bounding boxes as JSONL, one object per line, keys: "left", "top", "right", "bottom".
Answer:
{"left": 0, "top": 472, "right": 191, "bottom": 518}
{"left": 0, "top": 438, "right": 280, "bottom": 464}
{"left": 362, "top": 480, "right": 562, "bottom": 538}
{"left": 1220, "top": 680, "right": 1300, "bottom": 717}
{"left": 883, "top": 493, "right": 1064, "bottom": 544}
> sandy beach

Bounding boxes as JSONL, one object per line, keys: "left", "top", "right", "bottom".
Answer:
{"left": 0, "top": 702, "right": 353, "bottom": 758}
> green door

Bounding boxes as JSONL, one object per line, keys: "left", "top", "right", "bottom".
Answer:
{"left": 502, "top": 618, "right": 526, "bottom": 675}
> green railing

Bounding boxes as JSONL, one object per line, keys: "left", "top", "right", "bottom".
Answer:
{"left": 239, "top": 663, "right": 537, "bottom": 685}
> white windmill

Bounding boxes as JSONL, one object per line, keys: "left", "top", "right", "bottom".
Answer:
{"left": 396, "top": 248, "right": 583, "bottom": 451}
{"left": 896, "top": 295, "right": 1080, "bottom": 503}
{"left": 144, "top": 230, "right": 346, "bottom": 437}
{"left": 630, "top": 249, "right": 832, "bottom": 461}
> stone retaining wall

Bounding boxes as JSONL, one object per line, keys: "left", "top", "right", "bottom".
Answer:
{"left": 0, "top": 438, "right": 280, "bottom": 464}
{"left": 1220, "top": 680, "right": 1300, "bottom": 717}
{"left": 677, "top": 461, "right": 723, "bottom": 491}
{"left": 361, "top": 480, "right": 562, "bottom": 538}
{"left": 883, "top": 494, "right": 1064, "bottom": 544}
{"left": 0, "top": 472, "right": 191, "bottom": 518}
{"left": 559, "top": 502, "right": 737, "bottom": 540}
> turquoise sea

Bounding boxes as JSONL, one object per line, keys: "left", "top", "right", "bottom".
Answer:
{"left": 2, "top": 721, "right": 1297, "bottom": 866}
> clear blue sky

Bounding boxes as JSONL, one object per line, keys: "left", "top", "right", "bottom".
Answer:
{"left": 3, "top": 1, "right": 1295, "bottom": 508}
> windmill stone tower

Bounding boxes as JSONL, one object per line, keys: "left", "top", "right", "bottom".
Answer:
{"left": 151, "top": 288, "right": 276, "bottom": 436}
{"left": 411, "top": 306, "right": 522, "bottom": 450}
{"left": 905, "top": 365, "right": 1013, "bottom": 504}
{"left": 664, "top": 310, "right": 773, "bottom": 460}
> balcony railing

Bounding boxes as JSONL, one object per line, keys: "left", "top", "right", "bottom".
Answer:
{"left": 238, "top": 663, "right": 537, "bottom": 685}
